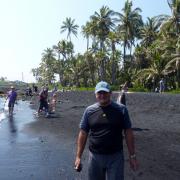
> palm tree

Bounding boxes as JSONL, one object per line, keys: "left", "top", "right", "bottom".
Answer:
{"left": 167, "top": 0, "right": 180, "bottom": 33}
{"left": 115, "top": 0, "right": 143, "bottom": 65}
{"left": 82, "top": 22, "right": 91, "bottom": 51}
{"left": 53, "top": 40, "right": 68, "bottom": 60}
{"left": 134, "top": 45, "right": 151, "bottom": 69}
{"left": 84, "top": 51, "right": 97, "bottom": 86}
{"left": 157, "top": 0, "right": 180, "bottom": 87}
{"left": 165, "top": 54, "right": 180, "bottom": 86}
{"left": 107, "top": 31, "right": 120, "bottom": 84}
{"left": 90, "top": 6, "right": 115, "bottom": 80}
{"left": 31, "top": 68, "right": 40, "bottom": 82}
{"left": 53, "top": 40, "right": 69, "bottom": 85}
{"left": 40, "top": 48, "right": 57, "bottom": 84}
{"left": 66, "top": 40, "right": 74, "bottom": 59}
{"left": 87, "top": 19, "right": 99, "bottom": 48}
{"left": 160, "top": 1, "right": 180, "bottom": 36}
{"left": 67, "top": 54, "right": 88, "bottom": 87}
{"left": 140, "top": 16, "right": 167, "bottom": 47}
{"left": 136, "top": 49, "right": 168, "bottom": 90}
{"left": 164, "top": 37, "right": 180, "bottom": 87}
{"left": 60, "top": 17, "right": 79, "bottom": 42}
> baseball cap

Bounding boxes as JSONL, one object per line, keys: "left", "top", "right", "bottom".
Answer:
{"left": 95, "top": 81, "right": 110, "bottom": 93}
{"left": 10, "top": 86, "right": 14, "bottom": 89}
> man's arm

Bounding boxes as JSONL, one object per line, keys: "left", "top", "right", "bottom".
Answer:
{"left": 74, "top": 129, "right": 88, "bottom": 170}
{"left": 124, "top": 128, "right": 138, "bottom": 171}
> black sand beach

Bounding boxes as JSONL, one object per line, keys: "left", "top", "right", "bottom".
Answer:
{"left": 0, "top": 91, "right": 180, "bottom": 180}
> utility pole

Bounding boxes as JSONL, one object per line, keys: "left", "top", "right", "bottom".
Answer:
{"left": 22, "top": 72, "right": 24, "bottom": 82}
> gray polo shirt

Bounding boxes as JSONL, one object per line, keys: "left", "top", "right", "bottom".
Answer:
{"left": 80, "top": 101, "right": 132, "bottom": 154}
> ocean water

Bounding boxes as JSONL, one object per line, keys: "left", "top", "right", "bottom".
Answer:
{"left": 0, "top": 98, "right": 8, "bottom": 122}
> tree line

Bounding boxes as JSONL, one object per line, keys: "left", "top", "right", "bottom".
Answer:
{"left": 31, "top": 0, "right": 180, "bottom": 91}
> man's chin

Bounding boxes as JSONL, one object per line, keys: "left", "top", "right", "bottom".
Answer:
{"left": 99, "top": 100, "right": 110, "bottom": 106}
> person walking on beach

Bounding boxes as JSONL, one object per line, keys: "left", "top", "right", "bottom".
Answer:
{"left": 32, "top": 84, "right": 38, "bottom": 94}
{"left": 159, "top": 78, "right": 165, "bottom": 93}
{"left": 50, "top": 85, "right": 57, "bottom": 98}
{"left": 37, "top": 87, "right": 49, "bottom": 117}
{"left": 49, "top": 93, "right": 57, "bottom": 113}
{"left": 26, "top": 87, "right": 33, "bottom": 97}
{"left": 74, "top": 81, "right": 138, "bottom": 180}
{"left": 117, "top": 82, "right": 128, "bottom": 105}
{"left": 7, "top": 86, "right": 17, "bottom": 116}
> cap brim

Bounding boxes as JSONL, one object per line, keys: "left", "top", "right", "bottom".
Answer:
{"left": 95, "top": 88, "right": 110, "bottom": 94}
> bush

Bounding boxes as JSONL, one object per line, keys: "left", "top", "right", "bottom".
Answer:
{"left": 110, "top": 85, "right": 119, "bottom": 91}
{"left": 166, "top": 88, "right": 180, "bottom": 94}
{"left": 129, "top": 82, "right": 149, "bottom": 92}
{"left": 129, "top": 87, "right": 148, "bottom": 92}
{"left": 75, "top": 87, "right": 94, "bottom": 91}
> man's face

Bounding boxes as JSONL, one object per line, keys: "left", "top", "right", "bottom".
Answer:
{"left": 95, "top": 91, "right": 111, "bottom": 106}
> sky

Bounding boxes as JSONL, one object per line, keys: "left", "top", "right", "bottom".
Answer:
{"left": 0, "top": 0, "right": 171, "bottom": 83}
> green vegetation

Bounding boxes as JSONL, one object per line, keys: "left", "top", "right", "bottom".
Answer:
{"left": 166, "top": 88, "right": 180, "bottom": 94}
{"left": 31, "top": 0, "right": 180, "bottom": 93}
{"left": 0, "top": 80, "right": 26, "bottom": 87}
{"left": 74, "top": 87, "right": 94, "bottom": 91}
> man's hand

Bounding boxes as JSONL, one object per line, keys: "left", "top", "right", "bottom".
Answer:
{"left": 74, "top": 157, "right": 82, "bottom": 172}
{"left": 129, "top": 158, "right": 138, "bottom": 171}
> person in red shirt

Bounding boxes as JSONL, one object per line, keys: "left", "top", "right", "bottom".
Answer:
{"left": 37, "top": 87, "right": 49, "bottom": 117}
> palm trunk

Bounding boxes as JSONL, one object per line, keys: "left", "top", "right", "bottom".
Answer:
{"left": 87, "top": 37, "right": 89, "bottom": 51}
{"left": 177, "top": 68, "right": 180, "bottom": 88}
{"left": 89, "top": 66, "right": 96, "bottom": 86}
{"left": 111, "top": 42, "right": 116, "bottom": 84}
{"left": 100, "top": 40, "right": 106, "bottom": 81}
{"left": 123, "top": 41, "right": 126, "bottom": 69}
{"left": 130, "top": 43, "right": 133, "bottom": 62}
{"left": 86, "top": 54, "right": 96, "bottom": 86}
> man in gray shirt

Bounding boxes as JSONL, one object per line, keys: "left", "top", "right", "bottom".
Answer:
{"left": 74, "top": 81, "right": 138, "bottom": 180}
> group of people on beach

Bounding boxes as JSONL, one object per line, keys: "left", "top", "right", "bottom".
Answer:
{"left": 36, "top": 85, "right": 57, "bottom": 117}
{"left": 25, "top": 83, "right": 38, "bottom": 97}
{"left": 5, "top": 84, "right": 57, "bottom": 118}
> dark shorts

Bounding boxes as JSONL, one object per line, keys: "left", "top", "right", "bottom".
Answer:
{"left": 39, "top": 100, "right": 48, "bottom": 111}
{"left": 88, "top": 151, "right": 124, "bottom": 180}
{"left": 8, "top": 101, "right": 15, "bottom": 108}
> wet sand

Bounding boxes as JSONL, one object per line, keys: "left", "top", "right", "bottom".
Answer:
{"left": 0, "top": 91, "right": 180, "bottom": 180}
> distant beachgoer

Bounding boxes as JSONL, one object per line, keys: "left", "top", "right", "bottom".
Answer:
{"left": 117, "top": 82, "right": 128, "bottom": 105}
{"left": 117, "top": 92, "right": 126, "bottom": 105}
{"left": 159, "top": 78, "right": 165, "bottom": 93}
{"left": 155, "top": 87, "right": 159, "bottom": 93}
{"left": 28, "top": 87, "right": 33, "bottom": 96}
{"left": 50, "top": 85, "right": 57, "bottom": 97}
{"left": 33, "top": 84, "right": 38, "bottom": 94}
{"left": 25, "top": 87, "right": 29, "bottom": 97}
{"left": 74, "top": 81, "right": 138, "bottom": 179}
{"left": 122, "top": 81, "right": 128, "bottom": 93}
{"left": 25, "top": 87, "right": 32, "bottom": 97}
{"left": 37, "top": 87, "right": 49, "bottom": 117}
{"left": 7, "top": 86, "right": 17, "bottom": 116}
{"left": 49, "top": 93, "right": 57, "bottom": 112}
